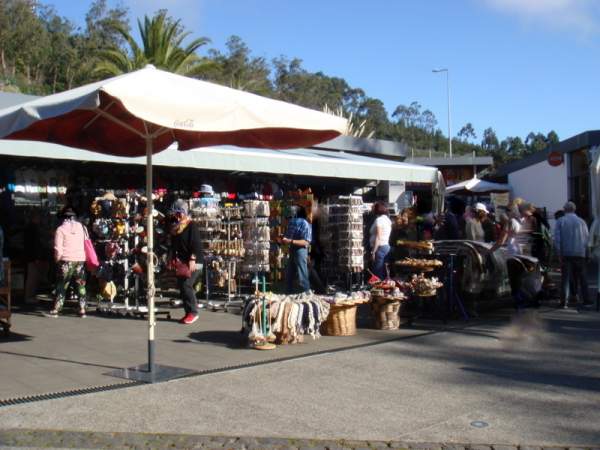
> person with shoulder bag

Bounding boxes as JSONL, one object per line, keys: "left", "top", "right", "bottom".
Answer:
{"left": 168, "top": 199, "right": 204, "bottom": 324}
{"left": 49, "top": 206, "right": 88, "bottom": 317}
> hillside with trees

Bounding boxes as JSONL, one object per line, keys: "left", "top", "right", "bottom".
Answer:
{"left": 0, "top": 0, "right": 559, "bottom": 165}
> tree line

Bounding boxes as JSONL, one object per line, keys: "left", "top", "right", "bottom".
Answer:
{"left": 0, "top": 0, "right": 559, "bottom": 166}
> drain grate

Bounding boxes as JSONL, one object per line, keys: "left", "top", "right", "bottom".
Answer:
{"left": 0, "top": 381, "right": 143, "bottom": 408}
{"left": 0, "top": 313, "right": 515, "bottom": 408}
{"left": 0, "top": 330, "right": 438, "bottom": 408}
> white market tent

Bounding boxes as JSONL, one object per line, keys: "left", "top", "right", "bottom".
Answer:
{"left": 445, "top": 176, "right": 510, "bottom": 195}
{"left": 0, "top": 140, "right": 440, "bottom": 184}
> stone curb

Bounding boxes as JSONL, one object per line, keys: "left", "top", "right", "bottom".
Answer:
{"left": 1, "top": 430, "right": 599, "bottom": 450}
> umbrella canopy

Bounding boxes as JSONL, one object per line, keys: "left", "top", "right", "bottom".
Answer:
{"left": 0, "top": 65, "right": 347, "bottom": 155}
{"left": 0, "top": 65, "right": 347, "bottom": 379}
{"left": 445, "top": 176, "right": 510, "bottom": 196}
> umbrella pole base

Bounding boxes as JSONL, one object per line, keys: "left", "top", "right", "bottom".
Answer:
{"left": 107, "top": 364, "right": 197, "bottom": 383}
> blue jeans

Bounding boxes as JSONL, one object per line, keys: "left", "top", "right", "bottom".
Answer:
{"left": 286, "top": 247, "right": 310, "bottom": 294}
{"left": 561, "top": 256, "right": 589, "bottom": 304}
{"left": 372, "top": 245, "right": 390, "bottom": 280}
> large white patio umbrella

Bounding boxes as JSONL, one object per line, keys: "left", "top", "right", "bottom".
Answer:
{"left": 0, "top": 65, "right": 347, "bottom": 381}
{"left": 445, "top": 176, "right": 510, "bottom": 196}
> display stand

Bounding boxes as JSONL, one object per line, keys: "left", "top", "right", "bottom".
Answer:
{"left": 322, "top": 195, "right": 365, "bottom": 289}
{"left": 446, "top": 253, "right": 468, "bottom": 321}
{"left": 206, "top": 205, "right": 245, "bottom": 312}
{"left": 0, "top": 259, "right": 12, "bottom": 336}
{"left": 93, "top": 194, "right": 171, "bottom": 320}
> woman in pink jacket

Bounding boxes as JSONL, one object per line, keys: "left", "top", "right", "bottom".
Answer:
{"left": 49, "top": 207, "right": 87, "bottom": 317}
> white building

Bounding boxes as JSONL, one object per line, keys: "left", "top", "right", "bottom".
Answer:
{"left": 493, "top": 130, "right": 600, "bottom": 225}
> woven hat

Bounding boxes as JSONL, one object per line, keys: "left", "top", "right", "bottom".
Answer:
{"left": 169, "top": 199, "right": 189, "bottom": 215}
{"left": 199, "top": 184, "right": 214, "bottom": 195}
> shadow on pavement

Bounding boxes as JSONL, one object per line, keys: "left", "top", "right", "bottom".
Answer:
{"left": 0, "top": 350, "right": 122, "bottom": 370}
{"left": 0, "top": 331, "right": 33, "bottom": 343}
{"left": 188, "top": 330, "right": 246, "bottom": 349}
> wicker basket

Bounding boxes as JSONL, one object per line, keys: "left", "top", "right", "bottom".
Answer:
{"left": 415, "top": 289, "right": 438, "bottom": 297}
{"left": 370, "top": 296, "right": 401, "bottom": 330}
{"left": 321, "top": 304, "right": 358, "bottom": 336}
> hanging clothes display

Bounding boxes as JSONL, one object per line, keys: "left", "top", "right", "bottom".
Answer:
{"left": 242, "top": 292, "right": 331, "bottom": 345}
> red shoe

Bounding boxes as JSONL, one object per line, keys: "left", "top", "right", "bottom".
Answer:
{"left": 179, "top": 313, "right": 199, "bottom": 324}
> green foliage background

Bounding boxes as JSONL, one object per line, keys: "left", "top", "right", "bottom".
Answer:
{"left": 0, "top": 0, "right": 559, "bottom": 165}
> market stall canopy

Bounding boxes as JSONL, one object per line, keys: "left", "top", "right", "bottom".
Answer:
{"left": 0, "top": 141, "right": 439, "bottom": 184}
{"left": 0, "top": 65, "right": 347, "bottom": 155}
{"left": 0, "top": 65, "right": 348, "bottom": 381}
{"left": 445, "top": 176, "right": 510, "bottom": 196}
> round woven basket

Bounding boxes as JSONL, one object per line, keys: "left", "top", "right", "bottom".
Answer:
{"left": 415, "top": 289, "right": 437, "bottom": 297}
{"left": 321, "top": 304, "right": 358, "bottom": 336}
{"left": 371, "top": 296, "right": 401, "bottom": 330}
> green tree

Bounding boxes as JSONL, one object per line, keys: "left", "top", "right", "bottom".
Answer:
{"left": 272, "top": 56, "right": 351, "bottom": 111}
{"left": 202, "top": 35, "right": 272, "bottom": 95}
{"left": 500, "top": 136, "right": 526, "bottom": 158}
{"left": 547, "top": 130, "right": 559, "bottom": 145}
{"left": 94, "top": 10, "right": 212, "bottom": 77}
{"left": 458, "top": 123, "right": 476, "bottom": 142}
{"left": 481, "top": 127, "right": 500, "bottom": 152}
{"left": 0, "top": 0, "right": 49, "bottom": 91}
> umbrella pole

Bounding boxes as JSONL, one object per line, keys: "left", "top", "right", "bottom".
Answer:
{"left": 146, "top": 138, "right": 156, "bottom": 374}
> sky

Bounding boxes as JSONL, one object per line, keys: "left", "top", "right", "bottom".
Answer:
{"left": 47, "top": 0, "right": 600, "bottom": 143}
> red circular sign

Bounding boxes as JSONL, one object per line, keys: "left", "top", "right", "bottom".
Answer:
{"left": 548, "top": 151, "right": 564, "bottom": 166}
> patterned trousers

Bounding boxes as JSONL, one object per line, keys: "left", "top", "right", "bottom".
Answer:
{"left": 54, "top": 261, "right": 87, "bottom": 310}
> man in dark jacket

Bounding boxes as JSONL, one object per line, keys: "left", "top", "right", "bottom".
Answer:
{"left": 169, "top": 199, "right": 203, "bottom": 324}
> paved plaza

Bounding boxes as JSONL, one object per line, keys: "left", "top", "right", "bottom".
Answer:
{"left": 0, "top": 302, "right": 599, "bottom": 448}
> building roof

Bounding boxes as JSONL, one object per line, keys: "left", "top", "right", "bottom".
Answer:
{"left": 406, "top": 156, "right": 493, "bottom": 167}
{"left": 313, "top": 134, "right": 408, "bottom": 158}
{"left": 0, "top": 91, "right": 36, "bottom": 109}
{"left": 494, "top": 130, "right": 600, "bottom": 177}
{"left": 0, "top": 140, "right": 439, "bottom": 184}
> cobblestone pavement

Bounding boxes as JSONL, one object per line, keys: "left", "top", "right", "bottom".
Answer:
{"left": 0, "top": 430, "right": 599, "bottom": 450}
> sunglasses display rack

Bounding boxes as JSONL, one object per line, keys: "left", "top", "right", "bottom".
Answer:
{"left": 321, "top": 195, "right": 366, "bottom": 289}
{"left": 205, "top": 205, "right": 246, "bottom": 312}
{"left": 92, "top": 193, "right": 172, "bottom": 319}
{"left": 235, "top": 200, "right": 271, "bottom": 298}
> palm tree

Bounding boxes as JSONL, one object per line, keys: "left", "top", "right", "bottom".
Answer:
{"left": 94, "top": 11, "right": 213, "bottom": 77}
{"left": 322, "top": 104, "right": 375, "bottom": 139}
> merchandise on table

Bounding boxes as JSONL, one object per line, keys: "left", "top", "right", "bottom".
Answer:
{"left": 395, "top": 240, "right": 434, "bottom": 252}
{"left": 396, "top": 257, "right": 443, "bottom": 269}
{"left": 409, "top": 273, "right": 443, "bottom": 297}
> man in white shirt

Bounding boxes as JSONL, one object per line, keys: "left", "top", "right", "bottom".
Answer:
{"left": 554, "top": 201, "right": 590, "bottom": 308}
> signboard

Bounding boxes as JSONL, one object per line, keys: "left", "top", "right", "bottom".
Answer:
{"left": 548, "top": 151, "right": 564, "bottom": 167}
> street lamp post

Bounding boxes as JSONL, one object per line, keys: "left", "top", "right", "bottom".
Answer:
{"left": 432, "top": 68, "right": 452, "bottom": 158}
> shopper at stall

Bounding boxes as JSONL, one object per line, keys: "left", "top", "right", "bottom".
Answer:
{"left": 554, "top": 201, "right": 590, "bottom": 308}
{"left": 169, "top": 199, "right": 203, "bottom": 325}
{"left": 516, "top": 202, "right": 538, "bottom": 256}
{"left": 465, "top": 203, "right": 488, "bottom": 242}
{"left": 49, "top": 207, "right": 87, "bottom": 317}
{"left": 369, "top": 201, "right": 392, "bottom": 280}
{"left": 482, "top": 210, "right": 497, "bottom": 243}
{"left": 280, "top": 205, "right": 312, "bottom": 294}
